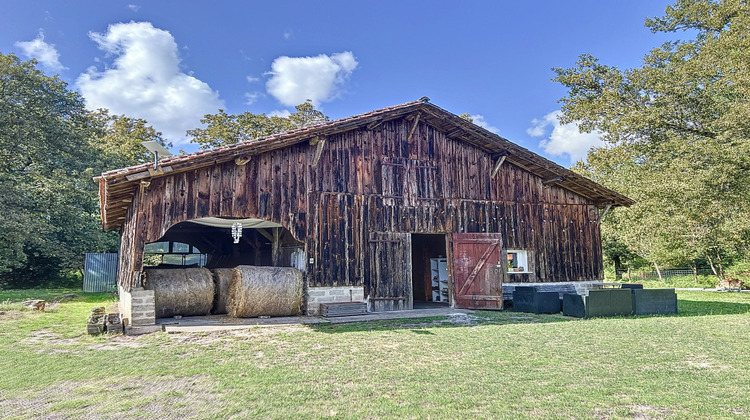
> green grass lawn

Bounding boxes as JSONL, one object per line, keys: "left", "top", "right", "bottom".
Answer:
{"left": 1, "top": 289, "right": 748, "bottom": 419}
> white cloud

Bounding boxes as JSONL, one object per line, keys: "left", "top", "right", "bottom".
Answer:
{"left": 76, "top": 22, "right": 224, "bottom": 145}
{"left": 469, "top": 114, "right": 500, "bottom": 134}
{"left": 244, "top": 92, "right": 262, "bottom": 105}
{"left": 128, "top": 4, "right": 141, "bottom": 12}
{"left": 15, "top": 30, "right": 65, "bottom": 71}
{"left": 528, "top": 110, "right": 604, "bottom": 163}
{"left": 246, "top": 75, "right": 260, "bottom": 83}
{"left": 265, "top": 51, "right": 358, "bottom": 107}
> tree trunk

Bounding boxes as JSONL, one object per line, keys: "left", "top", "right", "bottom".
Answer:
{"left": 706, "top": 253, "right": 722, "bottom": 283}
{"left": 613, "top": 255, "right": 623, "bottom": 280}
{"left": 654, "top": 262, "right": 663, "bottom": 281}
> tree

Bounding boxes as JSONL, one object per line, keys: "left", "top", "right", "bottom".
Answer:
{"left": 89, "top": 109, "right": 172, "bottom": 169}
{"left": 0, "top": 52, "right": 106, "bottom": 285}
{"left": 0, "top": 53, "right": 163, "bottom": 288}
{"left": 188, "top": 100, "right": 329, "bottom": 149}
{"left": 555, "top": 0, "right": 750, "bottom": 280}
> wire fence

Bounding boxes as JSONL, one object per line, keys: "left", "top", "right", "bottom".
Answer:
{"left": 616, "top": 268, "right": 715, "bottom": 280}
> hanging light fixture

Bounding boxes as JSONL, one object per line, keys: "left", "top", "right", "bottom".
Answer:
{"left": 231, "top": 222, "right": 243, "bottom": 243}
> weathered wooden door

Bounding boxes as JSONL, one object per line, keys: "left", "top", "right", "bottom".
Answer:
{"left": 452, "top": 233, "right": 504, "bottom": 310}
{"left": 368, "top": 232, "right": 413, "bottom": 311}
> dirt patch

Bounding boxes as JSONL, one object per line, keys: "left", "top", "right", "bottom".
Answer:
{"left": 594, "top": 404, "right": 673, "bottom": 420}
{"left": 398, "top": 313, "right": 482, "bottom": 328}
{"left": 163, "top": 324, "right": 314, "bottom": 347}
{"left": 0, "top": 375, "right": 221, "bottom": 420}
{"left": 630, "top": 404, "right": 674, "bottom": 419}
{"left": 0, "top": 310, "right": 25, "bottom": 320}
{"left": 682, "top": 355, "right": 730, "bottom": 371}
{"left": 88, "top": 334, "right": 151, "bottom": 351}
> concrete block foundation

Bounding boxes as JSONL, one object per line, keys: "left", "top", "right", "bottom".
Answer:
{"left": 118, "top": 285, "right": 156, "bottom": 326}
{"left": 306, "top": 286, "right": 365, "bottom": 315}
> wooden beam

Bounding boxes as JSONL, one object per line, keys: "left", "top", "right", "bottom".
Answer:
{"left": 542, "top": 176, "right": 564, "bottom": 185}
{"left": 312, "top": 137, "right": 327, "bottom": 166}
{"left": 234, "top": 155, "right": 251, "bottom": 166}
{"left": 596, "top": 204, "right": 613, "bottom": 223}
{"left": 256, "top": 228, "right": 274, "bottom": 242}
{"left": 366, "top": 120, "right": 384, "bottom": 130}
{"left": 125, "top": 171, "right": 150, "bottom": 181}
{"left": 447, "top": 128, "right": 463, "bottom": 137}
{"left": 406, "top": 113, "right": 421, "bottom": 143}
{"left": 491, "top": 154, "right": 507, "bottom": 178}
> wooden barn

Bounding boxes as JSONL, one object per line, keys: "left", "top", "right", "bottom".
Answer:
{"left": 95, "top": 98, "right": 633, "bottom": 326}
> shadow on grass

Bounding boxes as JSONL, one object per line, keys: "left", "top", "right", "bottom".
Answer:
{"left": 311, "top": 296, "right": 750, "bottom": 333}
{"left": 310, "top": 310, "right": 578, "bottom": 334}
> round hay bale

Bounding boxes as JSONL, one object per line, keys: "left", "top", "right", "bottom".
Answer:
{"left": 227, "top": 266, "right": 303, "bottom": 318}
{"left": 143, "top": 267, "right": 214, "bottom": 318}
{"left": 211, "top": 268, "right": 235, "bottom": 315}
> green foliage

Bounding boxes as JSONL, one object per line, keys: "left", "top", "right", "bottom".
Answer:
{"left": 188, "top": 100, "right": 328, "bottom": 149}
{"left": 558, "top": 1, "right": 750, "bottom": 277}
{"left": 0, "top": 53, "right": 106, "bottom": 286}
{"left": 0, "top": 53, "right": 163, "bottom": 288}
{"left": 88, "top": 110, "right": 172, "bottom": 169}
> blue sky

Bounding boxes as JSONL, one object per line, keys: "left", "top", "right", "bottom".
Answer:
{"left": 1, "top": 0, "right": 678, "bottom": 166}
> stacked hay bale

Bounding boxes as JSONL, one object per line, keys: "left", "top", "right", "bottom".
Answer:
{"left": 227, "top": 266, "right": 303, "bottom": 317}
{"left": 143, "top": 267, "right": 214, "bottom": 318}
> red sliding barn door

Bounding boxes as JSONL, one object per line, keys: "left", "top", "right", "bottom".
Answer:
{"left": 452, "top": 233, "right": 504, "bottom": 310}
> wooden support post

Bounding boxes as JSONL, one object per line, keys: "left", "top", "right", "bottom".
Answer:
{"left": 491, "top": 154, "right": 507, "bottom": 178}
{"left": 272, "top": 227, "right": 281, "bottom": 267}
{"left": 597, "top": 204, "right": 613, "bottom": 223}
{"left": 252, "top": 231, "right": 262, "bottom": 266}
{"left": 311, "top": 137, "right": 326, "bottom": 166}
{"left": 406, "top": 113, "right": 421, "bottom": 143}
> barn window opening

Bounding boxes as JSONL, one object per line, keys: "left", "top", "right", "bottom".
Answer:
{"left": 507, "top": 250, "right": 529, "bottom": 273}
{"left": 144, "top": 241, "right": 207, "bottom": 267}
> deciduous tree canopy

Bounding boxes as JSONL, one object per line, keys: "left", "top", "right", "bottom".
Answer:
{"left": 188, "top": 100, "right": 328, "bottom": 149}
{"left": 557, "top": 0, "right": 750, "bottom": 279}
{"left": 0, "top": 53, "right": 168, "bottom": 287}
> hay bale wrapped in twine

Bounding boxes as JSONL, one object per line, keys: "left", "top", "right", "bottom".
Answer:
{"left": 227, "top": 266, "right": 303, "bottom": 318}
{"left": 143, "top": 267, "right": 214, "bottom": 318}
{"left": 211, "top": 268, "right": 235, "bottom": 315}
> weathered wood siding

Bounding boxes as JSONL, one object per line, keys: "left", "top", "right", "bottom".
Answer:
{"left": 117, "top": 116, "right": 602, "bottom": 291}
{"left": 306, "top": 118, "right": 602, "bottom": 288}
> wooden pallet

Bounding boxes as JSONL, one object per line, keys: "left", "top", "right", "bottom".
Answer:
{"left": 320, "top": 302, "right": 367, "bottom": 317}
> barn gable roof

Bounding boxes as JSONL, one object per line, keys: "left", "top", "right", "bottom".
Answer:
{"left": 96, "top": 98, "right": 634, "bottom": 231}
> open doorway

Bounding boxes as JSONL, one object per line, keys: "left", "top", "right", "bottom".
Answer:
{"left": 411, "top": 233, "right": 448, "bottom": 308}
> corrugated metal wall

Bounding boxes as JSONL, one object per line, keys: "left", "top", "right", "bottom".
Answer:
{"left": 83, "top": 253, "right": 119, "bottom": 292}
